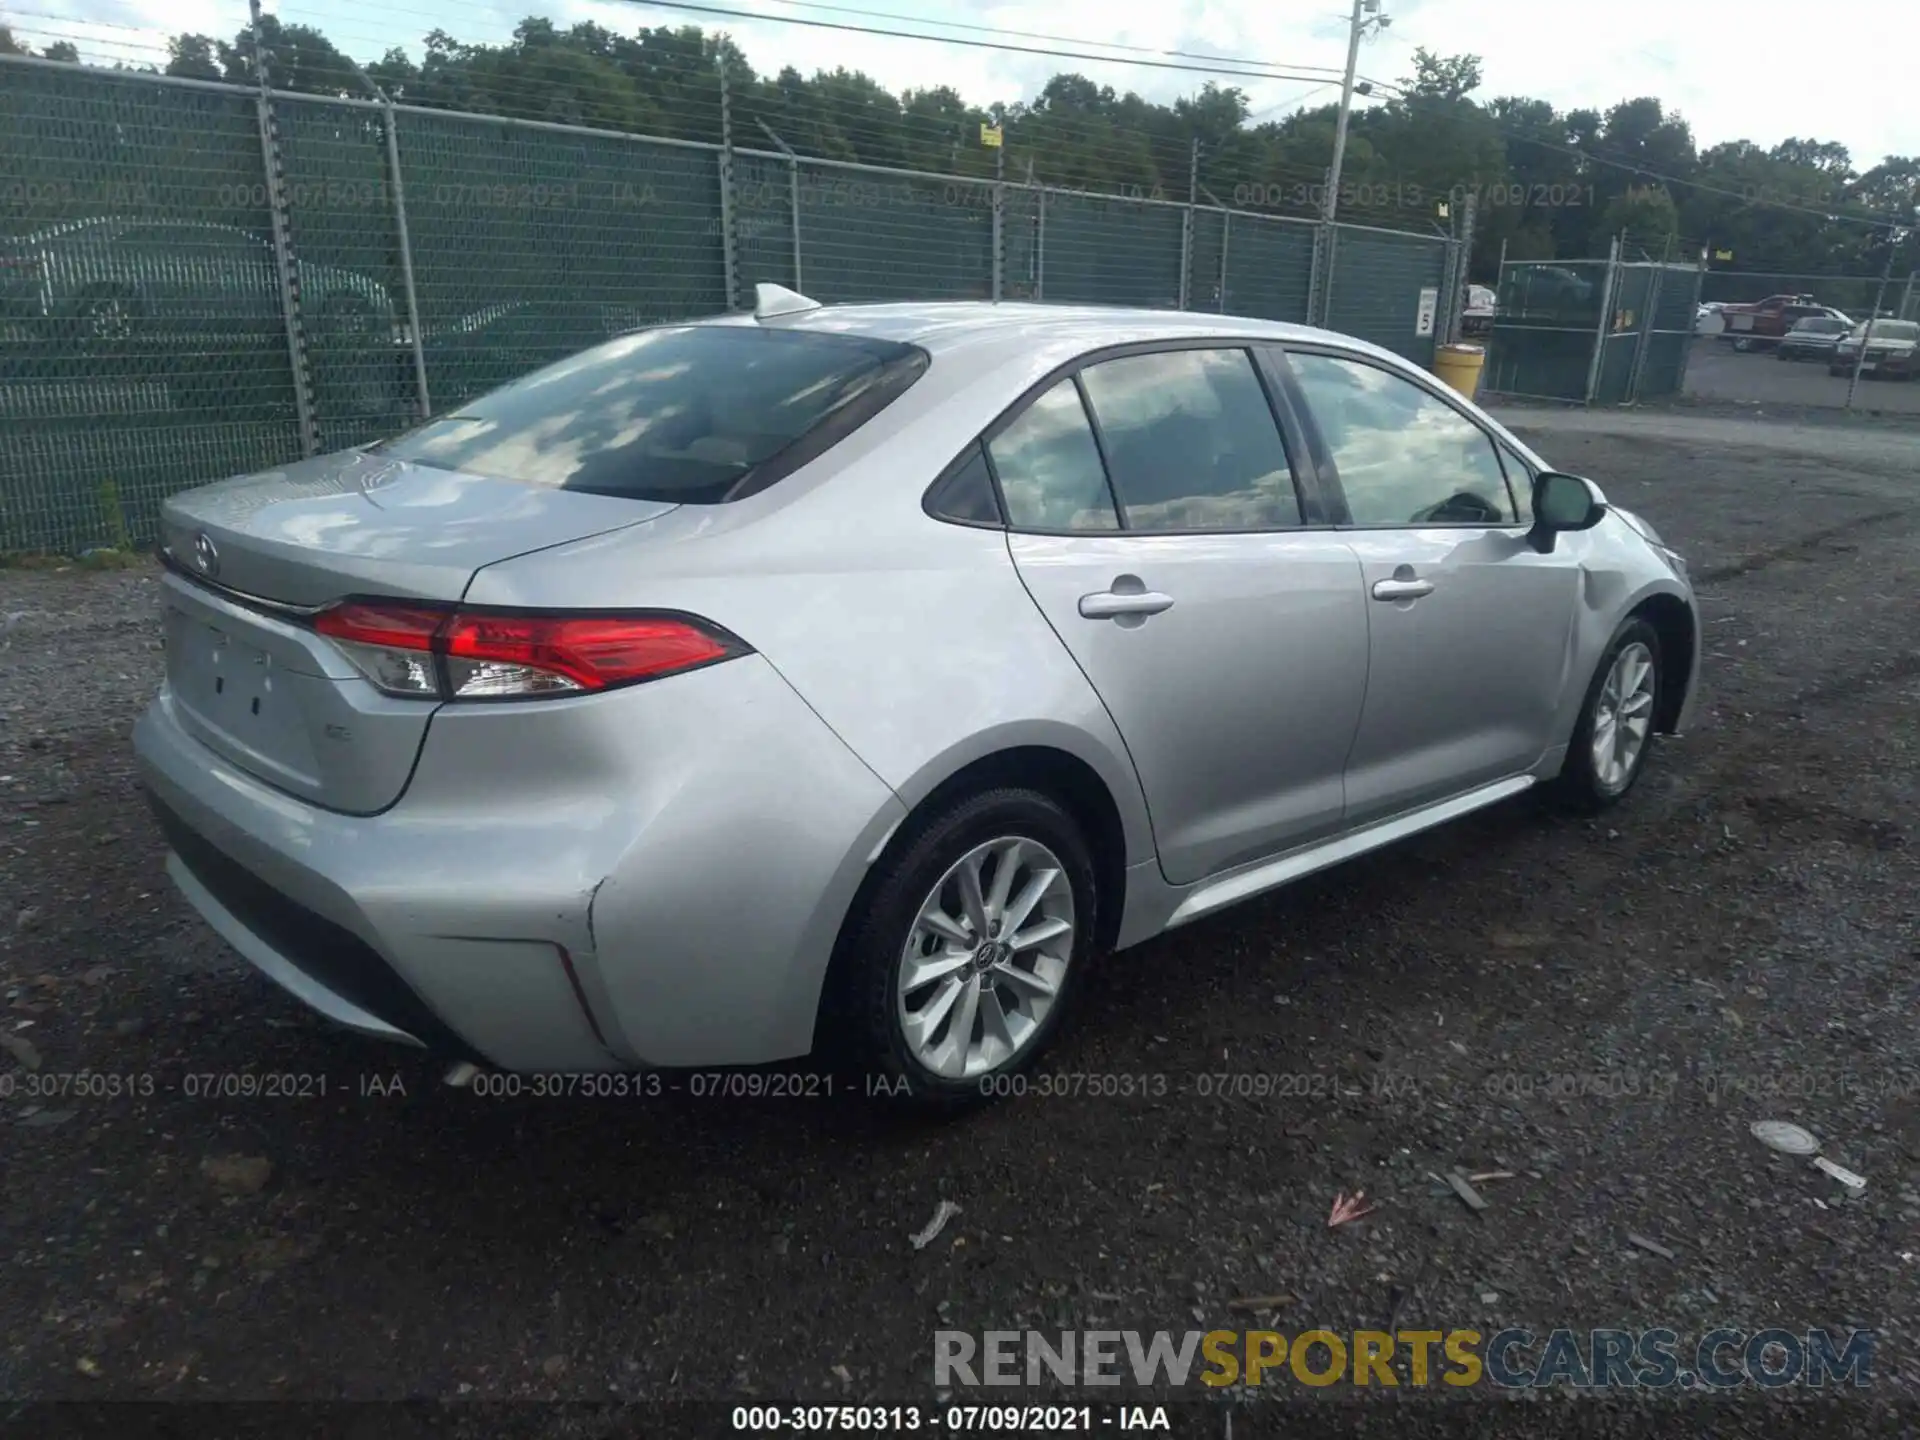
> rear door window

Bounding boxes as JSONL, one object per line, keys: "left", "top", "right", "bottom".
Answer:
{"left": 987, "top": 378, "right": 1120, "bottom": 531}
{"left": 1076, "top": 347, "right": 1303, "bottom": 531}
{"left": 373, "top": 325, "right": 928, "bottom": 503}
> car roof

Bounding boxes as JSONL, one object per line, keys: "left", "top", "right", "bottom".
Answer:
{"left": 19, "top": 215, "right": 252, "bottom": 245}
{"left": 698, "top": 300, "right": 1414, "bottom": 370}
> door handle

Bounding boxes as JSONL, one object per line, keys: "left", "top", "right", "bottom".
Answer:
{"left": 1371, "top": 577, "right": 1435, "bottom": 601}
{"left": 1079, "top": 589, "right": 1175, "bottom": 620}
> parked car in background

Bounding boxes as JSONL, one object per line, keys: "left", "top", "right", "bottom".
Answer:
{"left": 1776, "top": 314, "right": 1853, "bottom": 361}
{"left": 1460, "top": 284, "right": 1498, "bottom": 337}
{"left": 134, "top": 288, "right": 1701, "bottom": 1105}
{"left": 1718, "top": 294, "right": 1840, "bottom": 351}
{"left": 1694, "top": 301, "right": 1726, "bottom": 335}
{"left": 0, "top": 217, "right": 396, "bottom": 346}
{"left": 1829, "top": 318, "right": 1919, "bottom": 378}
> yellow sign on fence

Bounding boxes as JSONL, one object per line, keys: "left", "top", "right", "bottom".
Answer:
{"left": 980, "top": 123, "right": 1003, "bottom": 147}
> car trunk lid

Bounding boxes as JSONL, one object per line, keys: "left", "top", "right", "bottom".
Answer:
{"left": 156, "top": 450, "right": 675, "bottom": 813}
{"left": 157, "top": 448, "right": 673, "bottom": 606}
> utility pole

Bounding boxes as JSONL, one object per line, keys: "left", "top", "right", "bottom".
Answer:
{"left": 1324, "top": 0, "right": 1387, "bottom": 225}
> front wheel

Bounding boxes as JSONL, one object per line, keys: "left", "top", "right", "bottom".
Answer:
{"left": 1732, "top": 335, "right": 1754, "bottom": 352}
{"left": 1557, "top": 618, "right": 1662, "bottom": 812}
{"left": 834, "top": 788, "right": 1097, "bottom": 1110}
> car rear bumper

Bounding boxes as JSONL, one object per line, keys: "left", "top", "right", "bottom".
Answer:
{"left": 134, "top": 654, "right": 906, "bottom": 1071}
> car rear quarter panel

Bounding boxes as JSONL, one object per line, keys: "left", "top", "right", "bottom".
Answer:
{"left": 462, "top": 334, "right": 1160, "bottom": 874}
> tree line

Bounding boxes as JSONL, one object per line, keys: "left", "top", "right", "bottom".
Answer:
{"left": 4, "top": 17, "right": 1915, "bottom": 280}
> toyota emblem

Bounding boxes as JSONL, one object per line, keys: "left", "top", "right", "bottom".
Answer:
{"left": 192, "top": 532, "right": 220, "bottom": 578}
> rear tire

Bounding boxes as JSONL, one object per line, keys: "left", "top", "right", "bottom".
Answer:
{"left": 1557, "top": 617, "right": 1663, "bottom": 813}
{"left": 832, "top": 788, "right": 1098, "bottom": 1112}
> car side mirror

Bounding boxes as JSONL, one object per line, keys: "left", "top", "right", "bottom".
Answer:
{"left": 1529, "top": 471, "right": 1606, "bottom": 554}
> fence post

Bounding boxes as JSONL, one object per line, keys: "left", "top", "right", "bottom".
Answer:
{"left": 1901, "top": 269, "right": 1917, "bottom": 321}
{"left": 1035, "top": 187, "right": 1047, "bottom": 301}
{"left": 1845, "top": 240, "right": 1896, "bottom": 413}
{"left": 991, "top": 144, "right": 1004, "bottom": 302}
{"left": 1673, "top": 250, "right": 1707, "bottom": 394}
{"left": 250, "top": 0, "right": 319, "bottom": 457}
{"left": 1320, "top": 223, "right": 1340, "bottom": 328}
{"left": 1626, "top": 260, "right": 1664, "bottom": 403}
{"left": 380, "top": 104, "right": 431, "bottom": 420}
{"left": 1449, "top": 191, "right": 1477, "bottom": 343}
{"left": 788, "top": 155, "right": 802, "bottom": 292}
{"left": 1218, "top": 211, "right": 1230, "bottom": 313}
{"left": 754, "top": 121, "right": 803, "bottom": 294}
{"left": 716, "top": 55, "right": 739, "bottom": 309}
{"left": 1179, "top": 137, "right": 1197, "bottom": 311}
{"left": 1583, "top": 235, "right": 1620, "bottom": 406}
{"left": 1306, "top": 223, "right": 1326, "bottom": 327}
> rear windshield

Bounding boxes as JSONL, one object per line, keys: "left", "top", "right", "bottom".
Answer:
{"left": 1858, "top": 321, "right": 1920, "bottom": 341}
{"left": 371, "top": 325, "right": 927, "bottom": 503}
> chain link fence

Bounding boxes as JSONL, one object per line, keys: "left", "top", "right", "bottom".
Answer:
{"left": 1689, "top": 266, "right": 1920, "bottom": 415}
{"left": 1, "top": 54, "right": 1458, "bottom": 555}
{"left": 1484, "top": 256, "right": 1701, "bottom": 406}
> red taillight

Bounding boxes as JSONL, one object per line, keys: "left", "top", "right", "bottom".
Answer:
{"left": 314, "top": 601, "right": 444, "bottom": 650}
{"left": 310, "top": 601, "right": 743, "bottom": 701}
{"left": 443, "top": 613, "right": 734, "bottom": 696}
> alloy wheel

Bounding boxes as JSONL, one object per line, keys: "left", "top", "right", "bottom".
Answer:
{"left": 1590, "top": 640, "right": 1656, "bottom": 794}
{"left": 895, "top": 836, "right": 1074, "bottom": 1080}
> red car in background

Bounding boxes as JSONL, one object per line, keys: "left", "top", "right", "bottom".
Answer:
{"left": 1718, "top": 294, "right": 1848, "bottom": 351}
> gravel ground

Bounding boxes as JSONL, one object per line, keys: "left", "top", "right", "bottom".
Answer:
{"left": 2, "top": 409, "right": 1918, "bottom": 1435}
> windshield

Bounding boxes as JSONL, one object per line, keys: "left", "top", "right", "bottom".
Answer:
{"left": 371, "top": 325, "right": 928, "bottom": 503}
{"left": 1794, "top": 318, "right": 1845, "bottom": 334}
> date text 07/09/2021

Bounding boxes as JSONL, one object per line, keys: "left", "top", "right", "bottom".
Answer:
{"left": 730, "top": 1405, "right": 1172, "bottom": 1434}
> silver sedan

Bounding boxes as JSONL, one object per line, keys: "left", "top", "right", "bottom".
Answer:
{"left": 134, "top": 288, "right": 1701, "bottom": 1107}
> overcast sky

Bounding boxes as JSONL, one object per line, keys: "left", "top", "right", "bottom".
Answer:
{"left": 18, "top": 0, "right": 1920, "bottom": 169}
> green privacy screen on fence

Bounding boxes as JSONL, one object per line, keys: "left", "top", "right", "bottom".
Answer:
{"left": 0, "top": 56, "right": 1458, "bottom": 554}
{"left": 0, "top": 62, "right": 307, "bottom": 552}
{"left": 1325, "top": 226, "right": 1451, "bottom": 368}
{"left": 1483, "top": 260, "right": 1609, "bottom": 402}
{"left": 1485, "top": 258, "right": 1700, "bottom": 406}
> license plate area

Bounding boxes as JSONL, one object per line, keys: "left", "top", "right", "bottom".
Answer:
{"left": 167, "top": 609, "right": 280, "bottom": 719}
{"left": 163, "top": 602, "right": 319, "bottom": 787}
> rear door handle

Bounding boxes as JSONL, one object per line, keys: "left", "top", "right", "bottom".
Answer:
{"left": 1079, "top": 590, "right": 1175, "bottom": 620}
{"left": 1371, "top": 577, "right": 1435, "bottom": 601}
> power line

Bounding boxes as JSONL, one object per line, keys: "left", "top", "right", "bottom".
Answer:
{"left": 736, "top": 0, "right": 1352, "bottom": 78}
{"left": 609, "top": 0, "right": 1355, "bottom": 87}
